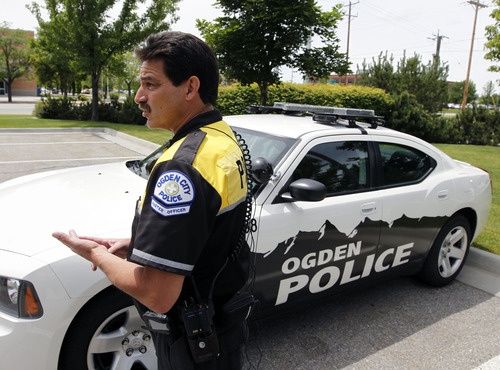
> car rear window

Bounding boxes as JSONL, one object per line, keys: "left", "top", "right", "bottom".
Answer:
{"left": 379, "top": 143, "right": 436, "bottom": 186}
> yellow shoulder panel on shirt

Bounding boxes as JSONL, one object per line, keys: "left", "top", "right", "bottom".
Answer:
{"left": 155, "top": 120, "right": 247, "bottom": 212}
{"left": 197, "top": 121, "right": 247, "bottom": 211}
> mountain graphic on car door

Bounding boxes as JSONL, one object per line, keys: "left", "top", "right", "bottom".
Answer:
{"left": 252, "top": 213, "right": 447, "bottom": 311}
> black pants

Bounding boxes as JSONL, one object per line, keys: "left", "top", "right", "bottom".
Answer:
{"left": 151, "top": 319, "right": 249, "bottom": 369}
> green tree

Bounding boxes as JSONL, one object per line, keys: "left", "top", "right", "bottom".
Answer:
{"left": 479, "top": 81, "right": 496, "bottom": 106}
{"left": 30, "top": 0, "right": 179, "bottom": 121}
{"left": 485, "top": 0, "right": 500, "bottom": 74}
{"left": 449, "top": 80, "right": 477, "bottom": 105}
{"left": 30, "top": 17, "right": 84, "bottom": 98}
{"left": 358, "top": 53, "right": 396, "bottom": 92}
{"left": 198, "top": 0, "right": 348, "bottom": 105}
{"left": 359, "top": 52, "right": 448, "bottom": 113}
{"left": 412, "top": 56, "right": 449, "bottom": 113}
{"left": 387, "top": 91, "right": 432, "bottom": 139}
{"left": 112, "top": 51, "right": 141, "bottom": 97}
{"left": 0, "top": 22, "right": 33, "bottom": 103}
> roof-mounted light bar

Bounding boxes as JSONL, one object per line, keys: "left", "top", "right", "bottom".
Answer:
{"left": 247, "top": 102, "right": 384, "bottom": 129}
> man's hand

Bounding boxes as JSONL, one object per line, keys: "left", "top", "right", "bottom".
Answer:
{"left": 52, "top": 230, "right": 183, "bottom": 313}
{"left": 79, "top": 236, "right": 130, "bottom": 259}
{"left": 52, "top": 230, "right": 115, "bottom": 271}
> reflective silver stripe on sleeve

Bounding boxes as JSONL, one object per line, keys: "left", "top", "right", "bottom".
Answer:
{"left": 217, "top": 194, "right": 247, "bottom": 216}
{"left": 131, "top": 249, "right": 194, "bottom": 272}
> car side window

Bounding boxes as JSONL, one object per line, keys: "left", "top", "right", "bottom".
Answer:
{"left": 379, "top": 143, "right": 436, "bottom": 186}
{"left": 292, "top": 141, "right": 369, "bottom": 195}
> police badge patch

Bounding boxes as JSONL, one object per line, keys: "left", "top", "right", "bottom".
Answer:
{"left": 152, "top": 170, "right": 195, "bottom": 216}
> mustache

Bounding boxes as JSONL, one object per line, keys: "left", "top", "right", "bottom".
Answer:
{"left": 139, "top": 102, "right": 151, "bottom": 113}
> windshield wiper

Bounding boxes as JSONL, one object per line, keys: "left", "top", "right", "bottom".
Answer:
{"left": 127, "top": 140, "right": 171, "bottom": 179}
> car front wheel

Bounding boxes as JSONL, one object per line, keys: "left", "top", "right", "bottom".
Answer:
{"left": 419, "top": 214, "right": 471, "bottom": 287}
{"left": 58, "top": 287, "right": 157, "bottom": 370}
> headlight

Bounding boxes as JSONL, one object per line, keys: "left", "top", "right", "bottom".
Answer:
{"left": 0, "top": 276, "right": 43, "bottom": 319}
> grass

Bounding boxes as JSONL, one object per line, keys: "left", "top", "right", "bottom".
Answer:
{"left": 440, "top": 108, "right": 460, "bottom": 114}
{"left": 0, "top": 115, "right": 172, "bottom": 144}
{"left": 434, "top": 144, "right": 499, "bottom": 255}
{"left": 0, "top": 115, "right": 498, "bottom": 255}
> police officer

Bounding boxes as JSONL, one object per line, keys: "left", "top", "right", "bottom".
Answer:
{"left": 53, "top": 31, "right": 250, "bottom": 369}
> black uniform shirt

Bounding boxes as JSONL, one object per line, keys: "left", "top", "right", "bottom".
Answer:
{"left": 128, "top": 110, "right": 249, "bottom": 304}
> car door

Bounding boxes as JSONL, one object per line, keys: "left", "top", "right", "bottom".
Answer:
{"left": 370, "top": 139, "right": 449, "bottom": 274}
{"left": 251, "top": 136, "right": 383, "bottom": 311}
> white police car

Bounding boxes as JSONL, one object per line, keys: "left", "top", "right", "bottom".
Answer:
{"left": 0, "top": 103, "right": 492, "bottom": 369}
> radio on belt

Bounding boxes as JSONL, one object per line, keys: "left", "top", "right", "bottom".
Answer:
{"left": 182, "top": 300, "right": 220, "bottom": 363}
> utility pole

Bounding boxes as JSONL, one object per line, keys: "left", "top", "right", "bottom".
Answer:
{"left": 462, "top": 0, "right": 487, "bottom": 109}
{"left": 344, "top": 1, "right": 358, "bottom": 86}
{"left": 429, "top": 30, "right": 448, "bottom": 61}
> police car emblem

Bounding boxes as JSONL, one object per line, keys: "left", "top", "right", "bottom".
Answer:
{"left": 152, "top": 171, "right": 195, "bottom": 216}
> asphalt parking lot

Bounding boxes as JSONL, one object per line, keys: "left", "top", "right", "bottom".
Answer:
{"left": 0, "top": 123, "right": 499, "bottom": 369}
{"left": 0, "top": 127, "right": 158, "bottom": 183}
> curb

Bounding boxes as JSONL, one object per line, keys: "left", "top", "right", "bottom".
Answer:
{"left": 94, "top": 127, "right": 160, "bottom": 155}
{"left": 0, "top": 96, "right": 40, "bottom": 104}
{"left": 457, "top": 247, "right": 500, "bottom": 298}
{"left": 467, "top": 247, "right": 500, "bottom": 275}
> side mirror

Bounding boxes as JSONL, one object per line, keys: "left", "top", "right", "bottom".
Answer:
{"left": 282, "top": 179, "right": 326, "bottom": 202}
{"left": 251, "top": 157, "right": 273, "bottom": 183}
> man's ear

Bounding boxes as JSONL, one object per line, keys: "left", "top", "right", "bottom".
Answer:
{"left": 184, "top": 76, "right": 201, "bottom": 101}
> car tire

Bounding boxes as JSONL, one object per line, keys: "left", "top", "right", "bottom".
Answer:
{"left": 419, "top": 214, "right": 471, "bottom": 287}
{"left": 58, "top": 287, "right": 157, "bottom": 370}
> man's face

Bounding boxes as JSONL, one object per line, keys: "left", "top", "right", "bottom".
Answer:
{"left": 135, "top": 58, "right": 185, "bottom": 131}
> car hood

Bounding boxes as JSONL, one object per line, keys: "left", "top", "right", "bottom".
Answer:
{"left": 0, "top": 161, "right": 146, "bottom": 257}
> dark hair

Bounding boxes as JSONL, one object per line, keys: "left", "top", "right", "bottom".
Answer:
{"left": 135, "top": 32, "right": 219, "bottom": 105}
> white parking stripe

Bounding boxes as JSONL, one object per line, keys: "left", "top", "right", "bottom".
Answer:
{"left": 0, "top": 156, "right": 140, "bottom": 164}
{"left": 0, "top": 131, "right": 101, "bottom": 135}
{"left": 0, "top": 141, "right": 109, "bottom": 146}
{"left": 474, "top": 354, "right": 500, "bottom": 369}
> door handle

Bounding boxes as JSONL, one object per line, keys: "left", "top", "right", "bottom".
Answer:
{"left": 437, "top": 190, "right": 449, "bottom": 200}
{"left": 361, "top": 202, "right": 377, "bottom": 215}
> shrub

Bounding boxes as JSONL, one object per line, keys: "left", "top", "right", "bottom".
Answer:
{"left": 384, "top": 95, "right": 499, "bottom": 145}
{"left": 384, "top": 91, "right": 433, "bottom": 140}
{"left": 426, "top": 115, "right": 463, "bottom": 144}
{"left": 35, "top": 95, "right": 146, "bottom": 125}
{"left": 76, "top": 101, "right": 92, "bottom": 121}
{"left": 34, "top": 85, "right": 498, "bottom": 145}
{"left": 120, "top": 95, "right": 146, "bottom": 125}
{"left": 454, "top": 106, "right": 499, "bottom": 145}
{"left": 217, "top": 84, "right": 260, "bottom": 115}
{"left": 36, "top": 95, "right": 79, "bottom": 120}
{"left": 216, "top": 83, "right": 393, "bottom": 117}
{"left": 109, "top": 93, "right": 120, "bottom": 109}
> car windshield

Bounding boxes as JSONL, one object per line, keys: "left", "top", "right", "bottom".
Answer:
{"left": 232, "top": 127, "right": 295, "bottom": 168}
{"left": 126, "top": 126, "right": 296, "bottom": 191}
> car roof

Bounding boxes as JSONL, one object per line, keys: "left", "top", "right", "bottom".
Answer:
{"left": 224, "top": 110, "right": 447, "bottom": 161}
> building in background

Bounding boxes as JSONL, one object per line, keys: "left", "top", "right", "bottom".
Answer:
{"left": 0, "top": 29, "right": 36, "bottom": 97}
{"left": 327, "top": 74, "right": 362, "bottom": 85}
{"left": 303, "top": 73, "right": 362, "bottom": 85}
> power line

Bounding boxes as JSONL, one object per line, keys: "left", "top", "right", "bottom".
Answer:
{"left": 361, "top": 1, "right": 439, "bottom": 38}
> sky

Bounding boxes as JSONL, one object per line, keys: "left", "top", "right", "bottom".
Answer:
{"left": 1, "top": 0, "right": 498, "bottom": 94}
